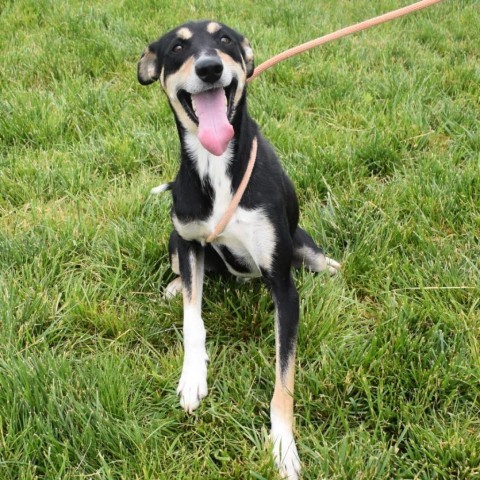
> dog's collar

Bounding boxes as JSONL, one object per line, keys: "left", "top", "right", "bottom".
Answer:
{"left": 205, "top": 136, "right": 258, "bottom": 243}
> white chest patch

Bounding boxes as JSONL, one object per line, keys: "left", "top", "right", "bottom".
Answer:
{"left": 173, "top": 134, "right": 277, "bottom": 276}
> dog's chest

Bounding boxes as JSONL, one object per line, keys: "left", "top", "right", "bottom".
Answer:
{"left": 173, "top": 136, "right": 276, "bottom": 275}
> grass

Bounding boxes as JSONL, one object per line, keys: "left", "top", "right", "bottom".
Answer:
{"left": 1, "top": 0, "right": 479, "bottom": 478}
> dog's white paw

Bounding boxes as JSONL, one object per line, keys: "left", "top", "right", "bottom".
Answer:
{"left": 325, "top": 256, "right": 341, "bottom": 276}
{"left": 296, "top": 247, "right": 340, "bottom": 277}
{"left": 271, "top": 430, "right": 301, "bottom": 479}
{"left": 177, "top": 352, "right": 209, "bottom": 413}
{"left": 164, "top": 277, "right": 183, "bottom": 300}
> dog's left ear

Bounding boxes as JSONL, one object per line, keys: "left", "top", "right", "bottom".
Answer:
{"left": 138, "top": 43, "right": 162, "bottom": 85}
{"left": 241, "top": 38, "right": 255, "bottom": 78}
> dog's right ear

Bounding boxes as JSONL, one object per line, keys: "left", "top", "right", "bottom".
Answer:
{"left": 138, "top": 43, "right": 161, "bottom": 85}
{"left": 241, "top": 38, "right": 255, "bottom": 78}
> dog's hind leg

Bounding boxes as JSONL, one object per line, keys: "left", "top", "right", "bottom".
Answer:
{"left": 292, "top": 227, "right": 340, "bottom": 275}
{"left": 164, "top": 231, "right": 183, "bottom": 299}
{"left": 165, "top": 276, "right": 183, "bottom": 299}
{"left": 165, "top": 231, "right": 229, "bottom": 299}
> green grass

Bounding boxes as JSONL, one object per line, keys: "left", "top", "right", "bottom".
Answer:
{"left": 1, "top": 0, "right": 479, "bottom": 478}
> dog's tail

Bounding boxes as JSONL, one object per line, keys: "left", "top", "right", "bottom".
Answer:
{"left": 151, "top": 182, "right": 173, "bottom": 195}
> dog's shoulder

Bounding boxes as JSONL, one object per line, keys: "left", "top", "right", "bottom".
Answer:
{"left": 241, "top": 132, "right": 298, "bottom": 215}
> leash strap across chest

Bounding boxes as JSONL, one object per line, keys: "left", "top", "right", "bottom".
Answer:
{"left": 206, "top": 137, "right": 258, "bottom": 243}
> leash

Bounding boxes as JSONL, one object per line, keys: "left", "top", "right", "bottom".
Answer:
{"left": 249, "top": 0, "right": 444, "bottom": 82}
{"left": 204, "top": 0, "right": 443, "bottom": 242}
{"left": 206, "top": 137, "right": 258, "bottom": 243}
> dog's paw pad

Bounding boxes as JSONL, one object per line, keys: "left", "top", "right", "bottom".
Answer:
{"left": 271, "top": 432, "right": 301, "bottom": 480}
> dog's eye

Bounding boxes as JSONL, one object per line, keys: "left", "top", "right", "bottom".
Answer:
{"left": 220, "top": 36, "right": 232, "bottom": 45}
{"left": 172, "top": 44, "right": 184, "bottom": 53}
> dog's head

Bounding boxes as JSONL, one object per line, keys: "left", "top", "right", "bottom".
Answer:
{"left": 138, "top": 21, "right": 254, "bottom": 156}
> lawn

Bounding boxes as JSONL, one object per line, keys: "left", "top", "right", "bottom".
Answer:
{"left": 1, "top": 0, "right": 479, "bottom": 478}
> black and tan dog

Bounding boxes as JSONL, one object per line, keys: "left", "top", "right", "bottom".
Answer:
{"left": 138, "top": 20, "right": 340, "bottom": 479}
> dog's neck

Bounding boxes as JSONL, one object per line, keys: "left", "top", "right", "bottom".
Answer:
{"left": 182, "top": 132, "right": 234, "bottom": 183}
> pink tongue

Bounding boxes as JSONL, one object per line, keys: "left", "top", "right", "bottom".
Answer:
{"left": 193, "top": 88, "right": 234, "bottom": 156}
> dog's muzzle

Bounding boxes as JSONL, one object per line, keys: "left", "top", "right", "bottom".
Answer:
{"left": 177, "top": 59, "right": 238, "bottom": 156}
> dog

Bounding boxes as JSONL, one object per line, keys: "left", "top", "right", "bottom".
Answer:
{"left": 138, "top": 20, "right": 340, "bottom": 479}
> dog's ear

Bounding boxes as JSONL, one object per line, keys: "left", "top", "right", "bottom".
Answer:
{"left": 241, "top": 38, "right": 254, "bottom": 78}
{"left": 138, "top": 43, "right": 162, "bottom": 85}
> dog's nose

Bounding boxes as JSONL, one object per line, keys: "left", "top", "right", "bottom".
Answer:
{"left": 195, "top": 57, "right": 223, "bottom": 83}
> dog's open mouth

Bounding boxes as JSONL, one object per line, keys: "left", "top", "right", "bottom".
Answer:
{"left": 177, "top": 79, "right": 237, "bottom": 156}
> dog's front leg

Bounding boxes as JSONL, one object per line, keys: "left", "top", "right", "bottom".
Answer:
{"left": 268, "top": 272, "right": 301, "bottom": 479}
{"left": 176, "top": 238, "right": 209, "bottom": 413}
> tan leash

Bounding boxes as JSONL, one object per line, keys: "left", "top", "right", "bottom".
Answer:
{"left": 205, "top": 137, "right": 258, "bottom": 243}
{"left": 202, "top": 0, "right": 445, "bottom": 242}
{"left": 248, "top": 0, "right": 444, "bottom": 82}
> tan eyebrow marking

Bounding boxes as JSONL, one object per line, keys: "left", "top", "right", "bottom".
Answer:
{"left": 176, "top": 27, "right": 193, "bottom": 40}
{"left": 206, "top": 22, "right": 221, "bottom": 34}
